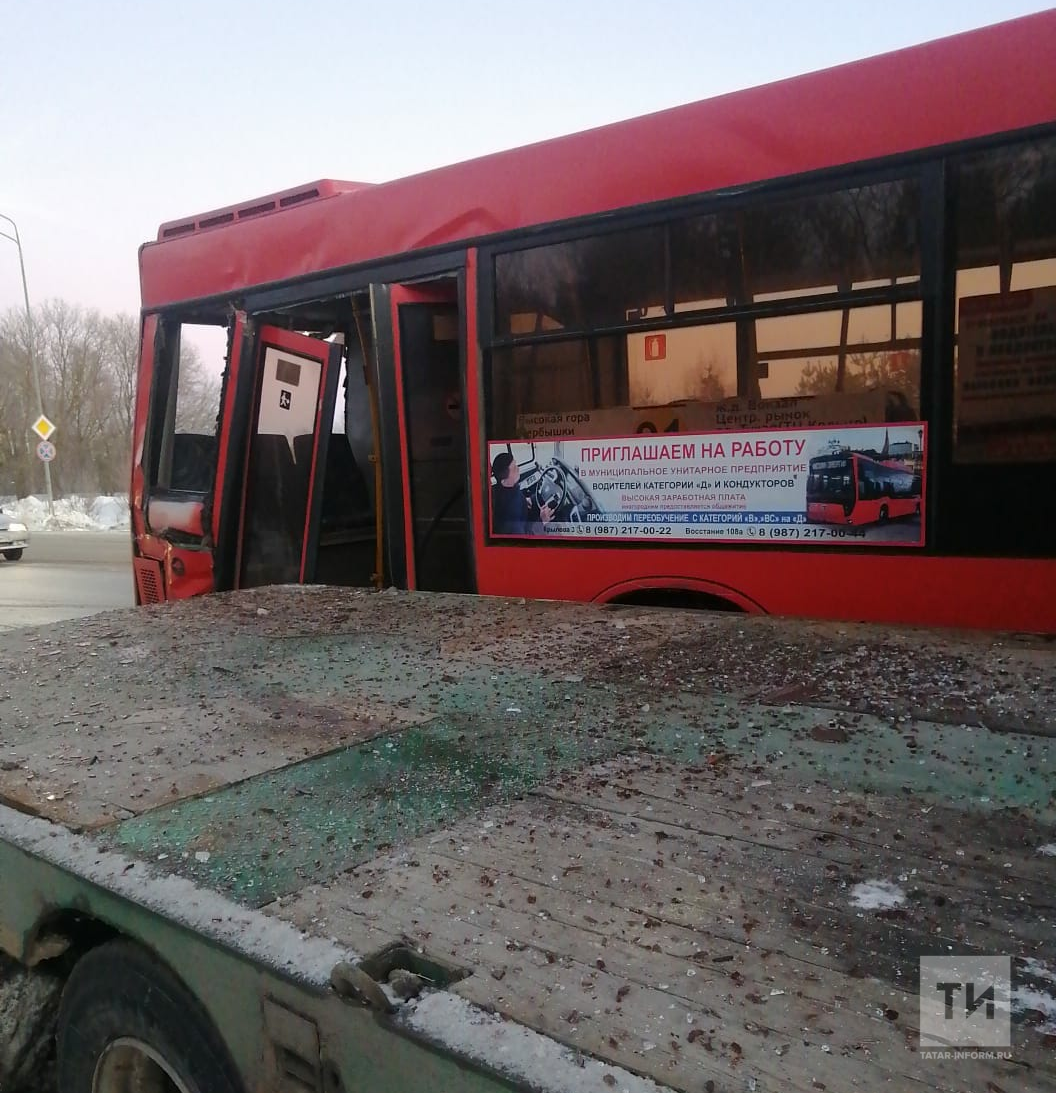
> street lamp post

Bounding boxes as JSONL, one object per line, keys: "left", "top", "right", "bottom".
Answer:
{"left": 0, "top": 212, "right": 54, "bottom": 516}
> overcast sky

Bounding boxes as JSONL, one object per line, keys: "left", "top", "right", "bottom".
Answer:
{"left": 1, "top": 1, "right": 1052, "bottom": 320}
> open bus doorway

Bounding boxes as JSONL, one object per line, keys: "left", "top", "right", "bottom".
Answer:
{"left": 234, "top": 328, "right": 341, "bottom": 589}
{"left": 390, "top": 279, "right": 474, "bottom": 594}
{"left": 312, "top": 308, "right": 383, "bottom": 590}
{"left": 230, "top": 278, "right": 474, "bottom": 596}
{"left": 226, "top": 294, "right": 382, "bottom": 593}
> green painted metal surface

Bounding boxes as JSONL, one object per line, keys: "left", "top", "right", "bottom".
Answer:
{"left": 0, "top": 833, "right": 523, "bottom": 1093}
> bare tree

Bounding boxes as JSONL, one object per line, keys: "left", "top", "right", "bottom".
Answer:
{"left": 0, "top": 312, "right": 40, "bottom": 498}
{"left": 32, "top": 301, "right": 123, "bottom": 493}
{"left": 174, "top": 341, "right": 223, "bottom": 435}
{"left": 0, "top": 301, "right": 226, "bottom": 499}
{"left": 101, "top": 314, "right": 141, "bottom": 444}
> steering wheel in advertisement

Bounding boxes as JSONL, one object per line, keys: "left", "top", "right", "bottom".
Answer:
{"left": 535, "top": 463, "right": 568, "bottom": 518}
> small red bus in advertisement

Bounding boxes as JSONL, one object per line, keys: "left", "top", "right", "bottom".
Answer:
{"left": 807, "top": 451, "right": 922, "bottom": 528}
{"left": 130, "top": 11, "right": 1056, "bottom": 632}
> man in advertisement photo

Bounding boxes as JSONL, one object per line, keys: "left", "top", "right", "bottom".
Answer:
{"left": 490, "top": 452, "right": 555, "bottom": 536}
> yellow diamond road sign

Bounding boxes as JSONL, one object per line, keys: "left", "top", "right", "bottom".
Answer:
{"left": 31, "top": 415, "right": 56, "bottom": 441}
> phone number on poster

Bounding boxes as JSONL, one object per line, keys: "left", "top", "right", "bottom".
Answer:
{"left": 544, "top": 524, "right": 868, "bottom": 540}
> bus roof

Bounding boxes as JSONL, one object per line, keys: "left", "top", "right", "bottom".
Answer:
{"left": 140, "top": 9, "right": 1056, "bottom": 310}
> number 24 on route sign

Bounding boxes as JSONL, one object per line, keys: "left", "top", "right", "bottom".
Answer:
{"left": 36, "top": 439, "right": 56, "bottom": 463}
{"left": 32, "top": 415, "right": 56, "bottom": 441}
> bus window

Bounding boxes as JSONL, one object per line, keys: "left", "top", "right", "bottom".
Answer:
{"left": 495, "top": 226, "right": 665, "bottom": 335}
{"left": 487, "top": 176, "right": 923, "bottom": 445}
{"left": 737, "top": 180, "right": 921, "bottom": 299}
{"left": 953, "top": 135, "right": 1056, "bottom": 466}
{"left": 755, "top": 305, "right": 921, "bottom": 415}
{"left": 147, "top": 321, "right": 225, "bottom": 498}
{"left": 627, "top": 321, "right": 737, "bottom": 407}
{"left": 489, "top": 334, "right": 629, "bottom": 441}
{"left": 943, "top": 134, "right": 1056, "bottom": 559}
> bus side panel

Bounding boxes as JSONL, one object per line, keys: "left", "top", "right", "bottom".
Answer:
{"left": 473, "top": 546, "right": 1055, "bottom": 633}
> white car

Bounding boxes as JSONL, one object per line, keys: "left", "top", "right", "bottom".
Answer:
{"left": 0, "top": 509, "right": 29, "bottom": 561}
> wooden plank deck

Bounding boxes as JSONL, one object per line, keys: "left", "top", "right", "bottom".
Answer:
{"left": 272, "top": 751, "right": 1055, "bottom": 1092}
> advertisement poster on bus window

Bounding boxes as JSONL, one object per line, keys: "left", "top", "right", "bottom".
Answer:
{"left": 488, "top": 423, "right": 926, "bottom": 547}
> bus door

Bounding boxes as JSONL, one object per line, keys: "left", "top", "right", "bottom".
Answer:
{"left": 236, "top": 326, "right": 341, "bottom": 588}
{"left": 389, "top": 281, "right": 474, "bottom": 593}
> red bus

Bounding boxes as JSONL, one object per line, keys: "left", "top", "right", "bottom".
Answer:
{"left": 131, "top": 11, "right": 1056, "bottom": 632}
{"left": 807, "top": 450, "right": 922, "bottom": 529}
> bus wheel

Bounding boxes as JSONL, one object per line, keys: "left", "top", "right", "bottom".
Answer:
{"left": 878, "top": 505, "right": 889, "bottom": 523}
{"left": 56, "top": 940, "right": 243, "bottom": 1093}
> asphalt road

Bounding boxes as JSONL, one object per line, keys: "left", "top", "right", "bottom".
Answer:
{"left": 0, "top": 531, "right": 133, "bottom": 633}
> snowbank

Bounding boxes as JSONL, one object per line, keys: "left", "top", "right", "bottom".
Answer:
{"left": 0, "top": 495, "right": 130, "bottom": 532}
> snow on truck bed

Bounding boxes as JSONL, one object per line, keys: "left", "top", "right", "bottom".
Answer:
{"left": 0, "top": 587, "right": 1054, "bottom": 1092}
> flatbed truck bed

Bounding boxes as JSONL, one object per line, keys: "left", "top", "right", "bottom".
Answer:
{"left": 1, "top": 587, "right": 1053, "bottom": 1092}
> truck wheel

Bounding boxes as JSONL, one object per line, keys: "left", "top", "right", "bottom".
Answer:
{"left": 2, "top": 549, "right": 23, "bottom": 561}
{"left": 56, "top": 940, "right": 243, "bottom": 1093}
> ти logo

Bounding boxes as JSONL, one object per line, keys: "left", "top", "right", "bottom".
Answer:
{"left": 919, "top": 956, "right": 1011, "bottom": 1050}
{"left": 936, "top": 980, "right": 995, "bottom": 1020}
